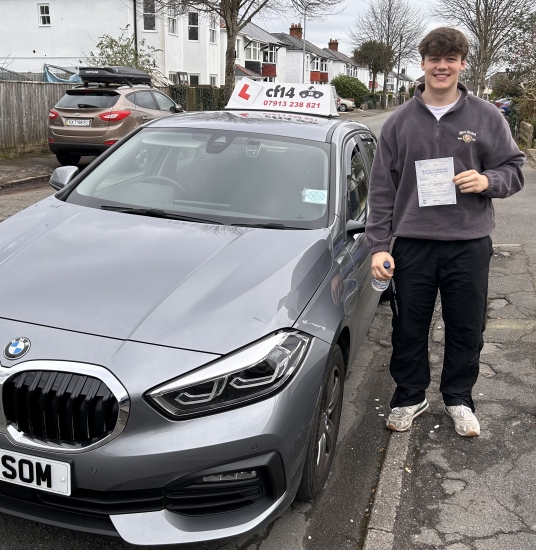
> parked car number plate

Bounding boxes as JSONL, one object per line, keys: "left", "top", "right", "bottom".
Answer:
{"left": 0, "top": 448, "right": 71, "bottom": 495}
{"left": 65, "top": 119, "right": 91, "bottom": 127}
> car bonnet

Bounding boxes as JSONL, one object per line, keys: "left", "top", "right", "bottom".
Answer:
{"left": 0, "top": 197, "right": 332, "bottom": 355}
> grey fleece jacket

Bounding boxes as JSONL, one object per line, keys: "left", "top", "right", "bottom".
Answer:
{"left": 365, "top": 83, "right": 525, "bottom": 254}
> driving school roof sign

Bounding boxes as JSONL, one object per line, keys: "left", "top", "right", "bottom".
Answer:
{"left": 226, "top": 78, "right": 339, "bottom": 117}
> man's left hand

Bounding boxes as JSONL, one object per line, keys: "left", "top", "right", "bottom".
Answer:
{"left": 453, "top": 170, "right": 489, "bottom": 193}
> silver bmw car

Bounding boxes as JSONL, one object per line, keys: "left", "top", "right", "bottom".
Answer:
{"left": 0, "top": 106, "right": 380, "bottom": 544}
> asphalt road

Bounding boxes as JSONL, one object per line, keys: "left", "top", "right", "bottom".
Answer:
{"left": 0, "top": 111, "right": 396, "bottom": 549}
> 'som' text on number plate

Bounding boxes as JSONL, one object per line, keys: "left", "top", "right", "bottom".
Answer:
{"left": 0, "top": 449, "right": 71, "bottom": 495}
{"left": 65, "top": 119, "right": 91, "bottom": 127}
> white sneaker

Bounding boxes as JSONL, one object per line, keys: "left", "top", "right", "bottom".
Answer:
{"left": 386, "top": 399, "right": 429, "bottom": 432}
{"left": 445, "top": 405, "right": 480, "bottom": 437}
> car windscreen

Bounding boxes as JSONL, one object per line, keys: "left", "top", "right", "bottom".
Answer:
{"left": 56, "top": 91, "right": 120, "bottom": 109}
{"left": 65, "top": 128, "right": 331, "bottom": 229}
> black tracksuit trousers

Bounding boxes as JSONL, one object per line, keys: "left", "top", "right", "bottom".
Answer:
{"left": 389, "top": 236, "right": 493, "bottom": 411}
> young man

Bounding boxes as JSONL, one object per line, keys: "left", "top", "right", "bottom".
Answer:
{"left": 366, "top": 27, "right": 524, "bottom": 437}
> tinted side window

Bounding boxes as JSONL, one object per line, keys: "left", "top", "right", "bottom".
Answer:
{"left": 153, "top": 92, "right": 175, "bottom": 111}
{"left": 134, "top": 91, "right": 158, "bottom": 110}
{"left": 359, "top": 133, "right": 377, "bottom": 166}
{"left": 346, "top": 143, "right": 368, "bottom": 221}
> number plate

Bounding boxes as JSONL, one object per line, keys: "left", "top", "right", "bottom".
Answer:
{"left": 0, "top": 449, "right": 71, "bottom": 495}
{"left": 65, "top": 119, "right": 91, "bottom": 127}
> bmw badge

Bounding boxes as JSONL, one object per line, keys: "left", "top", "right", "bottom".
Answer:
{"left": 3, "top": 337, "right": 31, "bottom": 360}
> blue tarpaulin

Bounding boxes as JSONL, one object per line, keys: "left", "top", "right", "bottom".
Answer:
{"left": 42, "top": 64, "right": 82, "bottom": 83}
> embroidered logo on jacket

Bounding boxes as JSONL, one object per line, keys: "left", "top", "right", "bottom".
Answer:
{"left": 458, "top": 130, "right": 476, "bottom": 143}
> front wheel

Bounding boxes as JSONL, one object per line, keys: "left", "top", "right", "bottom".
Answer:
{"left": 297, "top": 345, "right": 344, "bottom": 501}
{"left": 339, "top": 103, "right": 347, "bottom": 112}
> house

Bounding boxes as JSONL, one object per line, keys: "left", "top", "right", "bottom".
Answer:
{"left": 390, "top": 69, "right": 418, "bottom": 93}
{"left": 220, "top": 21, "right": 286, "bottom": 85}
{"left": 0, "top": 0, "right": 285, "bottom": 88}
{"left": 272, "top": 24, "right": 335, "bottom": 84}
{"left": 322, "top": 40, "right": 369, "bottom": 87}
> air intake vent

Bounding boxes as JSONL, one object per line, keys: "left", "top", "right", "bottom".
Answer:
{"left": 3, "top": 371, "right": 119, "bottom": 447}
{"left": 165, "top": 470, "right": 272, "bottom": 516}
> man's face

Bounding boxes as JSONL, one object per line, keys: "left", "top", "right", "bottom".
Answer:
{"left": 421, "top": 53, "right": 466, "bottom": 93}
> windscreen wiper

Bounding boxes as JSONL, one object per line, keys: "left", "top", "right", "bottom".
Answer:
{"left": 231, "top": 222, "right": 311, "bottom": 230}
{"left": 100, "top": 205, "right": 222, "bottom": 224}
{"left": 77, "top": 104, "right": 98, "bottom": 108}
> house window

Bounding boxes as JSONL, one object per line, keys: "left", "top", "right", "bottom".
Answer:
{"left": 209, "top": 15, "right": 217, "bottom": 43}
{"left": 263, "top": 45, "right": 277, "bottom": 64}
{"left": 143, "top": 0, "right": 156, "bottom": 31}
{"left": 168, "top": 7, "right": 177, "bottom": 35}
{"left": 169, "top": 72, "right": 179, "bottom": 84}
{"left": 188, "top": 12, "right": 199, "bottom": 40}
{"left": 310, "top": 58, "right": 320, "bottom": 71}
{"left": 38, "top": 4, "right": 50, "bottom": 26}
{"left": 189, "top": 74, "right": 199, "bottom": 86}
{"left": 245, "top": 41, "right": 260, "bottom": 61}
{"left": 235, "top": 39, "right": 241, "bottom": 59}
{"left": 320, "top": 59, "right": 328, "bottom": 72}
{"left": 210, "top": 75, "right": 217, "bottom": 86}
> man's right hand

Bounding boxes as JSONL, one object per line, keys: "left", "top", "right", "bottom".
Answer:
{"left": 371, "top": 251, "right": 395, "bottom": 281}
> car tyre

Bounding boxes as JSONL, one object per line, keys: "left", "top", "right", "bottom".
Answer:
{"left": 339, "top": 103, "right": 347, "bottom": 112}
{"left": 56, "top": 153, "right": 81, "bottom": 166}
{"left": 297, "top": 344, "right": 344, "bottom": 501}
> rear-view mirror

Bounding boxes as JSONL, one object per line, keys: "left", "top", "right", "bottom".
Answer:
{"left": 49, "top": 166, "right": 79, "bottom": 191}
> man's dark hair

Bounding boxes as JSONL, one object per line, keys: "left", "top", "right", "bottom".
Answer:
{"left": 418, "top": 27, "right": 469, "bottom": 61}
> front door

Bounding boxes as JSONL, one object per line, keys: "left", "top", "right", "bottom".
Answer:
{"left": 343, "top": 137, "right": 379, "bottom": 352}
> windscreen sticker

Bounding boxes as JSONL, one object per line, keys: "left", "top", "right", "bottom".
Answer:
{"left": 301, "top": 188, "right": 327, "bottom": 205}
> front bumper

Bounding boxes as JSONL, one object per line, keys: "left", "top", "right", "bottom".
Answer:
{"left": 0, "top": 319, "right": 330, "bottom": 544}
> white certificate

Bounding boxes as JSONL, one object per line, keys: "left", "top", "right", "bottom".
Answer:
{"left": 415, "top": 157, "right": 456, "bottom": 207}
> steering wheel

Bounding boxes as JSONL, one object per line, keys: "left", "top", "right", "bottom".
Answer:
{"left": 141, "top": 175, "right": 190, "bottom": 198}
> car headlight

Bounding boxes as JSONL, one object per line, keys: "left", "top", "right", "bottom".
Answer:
{"left": 146, "top": 331, "right": 311, "bottom": 419}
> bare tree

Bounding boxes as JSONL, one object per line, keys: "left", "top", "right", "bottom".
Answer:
{"left": 350, "top": 0, "right": 427, "bottom": 105}
{"left": 432, "top": 0, "right": 534, "bottom": 97}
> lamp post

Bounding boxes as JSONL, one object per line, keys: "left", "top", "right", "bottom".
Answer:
{"left": 302, "top": 11, "right": 307, "bottom": 83}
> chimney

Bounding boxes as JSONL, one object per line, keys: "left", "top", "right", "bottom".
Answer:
{"left": 328, "top": 39, "right": 339, "bottom": 51}
{"left": 290, "top": 23, "right": 303, "bottom": 39}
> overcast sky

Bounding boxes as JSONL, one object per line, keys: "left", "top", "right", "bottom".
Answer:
{"left": 257, "top": 0, "right": 443, "bottom": 79}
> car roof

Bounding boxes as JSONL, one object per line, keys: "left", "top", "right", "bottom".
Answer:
{"left": 147, "top": 110, "right": 371, "bottom": 143}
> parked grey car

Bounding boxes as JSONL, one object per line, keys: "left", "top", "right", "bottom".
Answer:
{"left": 0, "top": 110, "right": 380, "bottom": 545}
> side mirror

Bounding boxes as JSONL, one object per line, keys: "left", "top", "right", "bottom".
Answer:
{"left": 346, "top": 219, "right": 366, "bottom": 235}
{"left": 49, "top": 166, "right": 79, "bottom": 191}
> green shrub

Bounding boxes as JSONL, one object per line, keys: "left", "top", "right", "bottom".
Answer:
{"left": 409, "top": 85, "right": 416, "bottom": 98}
{"left": 331, "top": 75, "right": 369, "bottom": 106}
{"left": 167, "top": 85, "right": 225, "bottom": 111}
{"left": 168, "top": 85, "right": 188, "bottom": 109}
{"left": 367, "top": 100, "right": 375, "bottom": 110}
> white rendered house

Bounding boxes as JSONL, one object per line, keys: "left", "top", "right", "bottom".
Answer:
{"left": 1, "top": 0, "right": 245, "bottom": 86}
